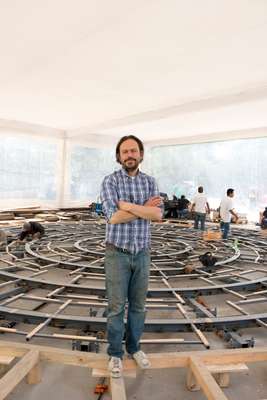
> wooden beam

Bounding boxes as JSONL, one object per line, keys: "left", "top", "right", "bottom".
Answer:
{"left": 189, "top": 356, "right": 228, "bottom": 400}
{"left": 161, "top": 278, "right": 185, "bottom": 304}
{"left": 176, "top": 303, "right": 210, "bottom": 348}
{"left": 26, "top": 299, "right": 72, "bottom": 341}
{"left": 0, "top": 341, "right": 266, "bottom": 371}
{"left": 92, "top": 368, "right": 136, "bottom": 378}
{"left": 110, "top": 376, "right": 127, "bottom": 400}
{"left": 0, "top": 349, "right": 39, "bottom": 399}
{"left": 0, "top": 356, "right": 15, "bottom": 365}
{"left": 186, "top": 363, "right": 249, "bottom": 391}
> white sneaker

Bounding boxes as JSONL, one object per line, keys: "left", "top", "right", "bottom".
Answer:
{"left": 132, "top": 350, "right": 151, "bottom": 369}
{"left": 108, "top": 356, "right": 123, "bottom": 378}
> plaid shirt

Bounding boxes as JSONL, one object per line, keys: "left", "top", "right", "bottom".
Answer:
{"left": 100, "top": 168, "right": 160, "bottom": 254}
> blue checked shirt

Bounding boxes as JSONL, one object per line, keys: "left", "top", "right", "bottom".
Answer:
{"left": 100, "top": 168, "right": 161, "bottom": 254}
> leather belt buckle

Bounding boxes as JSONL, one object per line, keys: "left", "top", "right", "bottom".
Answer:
{"left": 106, "top": 243, "right": 129, "bottom": 254}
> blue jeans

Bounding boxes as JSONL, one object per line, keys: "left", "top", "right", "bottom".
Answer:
{"left": 104, "top": 247, "right": 150, "bottom": 358}
{"left": 178, "top": 209, "right": 188, "bottom": 219}
{"left": 194, "top": 212, "right": 206, "bottom": 230}
{"left": 220, "top": 221, "right": 230, "bottom": 239}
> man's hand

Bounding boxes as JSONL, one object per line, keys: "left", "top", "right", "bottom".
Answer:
{"left": 233, "top": 215, "right": 239, "bottom": 223}
{"left": 144, "top": 196, "right": 162, "bottom": 207}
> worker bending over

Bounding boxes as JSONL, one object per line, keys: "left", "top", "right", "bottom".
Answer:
{"left": 18, "top": 221, "right": 45, "bottom": 241}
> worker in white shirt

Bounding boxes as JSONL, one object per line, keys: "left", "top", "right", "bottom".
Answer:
{"left": 219, "top": 188, "right": 239, "bottom": 239}
{"left": 191, "top": 186, "right": 210, "bottom": 231}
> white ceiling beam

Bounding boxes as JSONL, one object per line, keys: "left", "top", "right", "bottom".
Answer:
{"left": 65, "top": 83, "right": 267, "bottom": 137}
{"left": 0, "top": 119, "right": 65, "bottom": 139}
{"left": 66, "top": 131, "right": 119, "bottom": 144}
{"left": 145, "top": 127, "right": 267, "bottom": 147}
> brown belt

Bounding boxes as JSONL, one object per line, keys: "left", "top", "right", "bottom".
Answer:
{"left": 105, "top": 242, "right": 132, "bottom": 254}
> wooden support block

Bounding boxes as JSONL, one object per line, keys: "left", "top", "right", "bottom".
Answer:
{"left": 26, "top": 362, "right": 41, "bottom": 384}
{"left": 207, "top": 363, "right": 249, "bottom": 374}
{"left": 92, "top": 368, "right": 136, "bottom": 378}
{"left": 186, "top": 363, "right": 249, "bottom": 391}
{"left": 0, "top": 366, "right": 7, "bottom": 377}
{"left": 0, "top": 356, "right": 15, "bottom": 366}
{"left": 186, "top": 368, "right": 200, "bottom": 391}
{"left": 209, "top": 363, "right": 248, "bottom": 388}
{"left": 189, "top": 357, "right": 228, "bottom": 400}
{"left": 0, "top": 350, "right": 39, "bottom": 399}
{"left": 213, "top": 372, "right": 229, "bottom": 388}
{"left": 0, "top": 355, "right": 16, "bottom": 376}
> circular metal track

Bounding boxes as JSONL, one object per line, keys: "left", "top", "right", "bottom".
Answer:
{"left": 0, "top": 221, "right": 266, "bottom": 348}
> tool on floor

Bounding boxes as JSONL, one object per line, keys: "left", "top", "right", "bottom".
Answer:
{"left": 94, "top": 377, "right": 108, "bottom": 399}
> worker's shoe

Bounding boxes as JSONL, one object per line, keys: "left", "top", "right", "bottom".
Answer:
{"left": 132, "top": 350, "right": 151, "bottom": 369}
{"left": 108, "top": 356, "right": 122, "bottom": 378}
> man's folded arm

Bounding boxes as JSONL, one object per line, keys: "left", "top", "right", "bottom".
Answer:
{"left": 101, "top": 176, "right": 162, "bottom": 224}
{"left": 109, "top": 210, "right": 137, "bottom": 224}
{"left": 100, "top": 176, "right": 137, "bottom": 224}
{"left": 118, "top": 201, "right": 162, "bottom": 221}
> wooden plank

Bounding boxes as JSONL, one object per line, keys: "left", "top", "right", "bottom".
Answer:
{"left": 191, "top": 326, "right": 210, "bottom": 349}
{"left": 207, "top": 363, "right": 248, "bottom": 374}
{"left": 0, "top": 327, "right": 17, "bottom": 334}
{"left": 256, "top": 319, "right": 267, "bottom": 329}
{"left": 226, "top": 301, "right": 248, "bottom": 315}
{"left": 140, "top": 338, "right": 184, "bottom": 344}
{"left": 176, "top": 303, "right": 210, "bottom": 349}
{"left": 208, "top": 363, "right": 249, "bottom": 388}
{"left": 186, "top": 363, "right": 249, "bottom": 391}
{"left": 26, "top": 299, "right": 72, "bottom": 341}
{"left": 0, "top": 293, "right": 24, "bottom": 306}
{"left": 213, "top": 373, "right": 229, "bottom": 388}
{"left": 162, "top": 278, "right": 185, "bottom": 304}
{"left": 0, "top": 350, "right": 39, "bottom": 399}
{"left": 222, "top": 288, "right": 247, "bottom": 300}
{"left": 92, "top": 368, "right": 136, "bottom": 378}
{"left": 53, "top": 333, "right": 98, "bottom": 341}
{"left": 186, "top": 369, "right": 200, "bottom": 391}
{"left": 0, "top": 341, "right": 267, "bottom": 371}
{"left": 0, "top": 355, "right": 15, "bottom": 365}
{"left": 189, "top": 356, "right": 228, "bottom": 400}
{"left": 0, "top": 355, "right": 15, "bottom": 377}
{"left": 110, "top": 376, "right": 127, "bottom": 400}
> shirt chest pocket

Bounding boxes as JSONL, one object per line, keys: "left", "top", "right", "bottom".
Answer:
{"left": 133, "top": 191, "right": 149, "bottom": 205}
{"left": 117, "top": 184, "right": 150, "bottom": 205}
{"left": 131, "top": 179, "right": 151, "bottom": 205}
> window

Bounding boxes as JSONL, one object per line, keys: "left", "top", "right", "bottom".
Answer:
{"left": 0, "top": 135, "right": 58, "bottom": 202}
{"left": 70, "top": 146, "right": 117, "bottom": 201}
{"left": 150, "top": 137, "right": 267, "bottom": 220}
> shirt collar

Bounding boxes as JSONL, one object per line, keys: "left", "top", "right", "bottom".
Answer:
{"left": 121, "top": 167, "right": 140, "bottom": 179}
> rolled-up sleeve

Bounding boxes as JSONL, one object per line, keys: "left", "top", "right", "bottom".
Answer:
{"left": 100, "top": 176, "right": 118, "bottom": 222}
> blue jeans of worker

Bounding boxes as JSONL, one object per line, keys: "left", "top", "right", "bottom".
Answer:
{"left": 104, "top": 247, "right": 150, "bottom": 359}
{"left": 194, "top": 212, "right": 206, "bottom": 231}
{"left": 178, "top": 209, "right": 188, "bottom": 219}
{"left": 220, "top": 221, "right": 230, "bottom": 239}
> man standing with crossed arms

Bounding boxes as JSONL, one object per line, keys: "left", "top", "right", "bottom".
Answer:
{"left": 101, "top": 135, "right": 162, "bottom": 378}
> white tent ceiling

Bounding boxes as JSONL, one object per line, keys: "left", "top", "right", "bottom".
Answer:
{"left": 0, "top": 0, "right": 267, "bottom": 143}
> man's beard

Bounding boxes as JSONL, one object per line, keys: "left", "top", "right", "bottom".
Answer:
{"left": 122, "top": 158, "right": 140, "bottom": 172}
